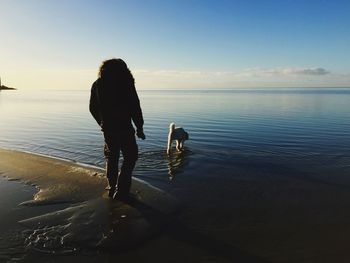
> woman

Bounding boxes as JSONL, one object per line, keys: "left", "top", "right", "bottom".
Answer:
{"left": 89, "top": 58, "right": 145, "bottom": 201}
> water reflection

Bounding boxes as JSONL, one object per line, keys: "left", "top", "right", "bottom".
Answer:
{"left": 166, "top": 150, "right": 191, "bottom": 181}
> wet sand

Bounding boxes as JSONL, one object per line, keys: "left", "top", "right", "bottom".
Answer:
{"left": 2, "top": 148, "right": 350, "bottom": 262}
{"left": 0, "top": 149, "right": 186, "bottom": 262}
{"left": 0, "top": 149, "right": 255, "bottom": 263}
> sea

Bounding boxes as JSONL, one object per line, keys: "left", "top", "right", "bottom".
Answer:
{"left": 1, "top": 88, "right": 350, "bottom": 262}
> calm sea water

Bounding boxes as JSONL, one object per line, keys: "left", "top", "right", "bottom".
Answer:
{"left": 1, "top": 89, "right": 350, "bottom": 184}
{"left": 1, "top": 88, "right": 350, "bottom": 261}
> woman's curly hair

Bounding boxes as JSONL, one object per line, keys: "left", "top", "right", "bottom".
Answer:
{"left": 98, "top": 58, "right": 134, "bottom": 85}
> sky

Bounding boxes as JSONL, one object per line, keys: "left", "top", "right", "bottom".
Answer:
{"left": 1, "top": 0, "right": 350, "bottom": 90}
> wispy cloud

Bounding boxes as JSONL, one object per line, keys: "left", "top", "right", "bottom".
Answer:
{"left": 135, "top": 67, "right": 331, "bottom": 79}
{"left": 133, "top": 66, "right": 338, "bottom": 89}
{"left": 256, "top": 67, "right": 330, "bottom": 76}
{"left": 3, "top": 67, "right": 345, "bottom": 90}
{"left": 288, "top": 67, "right": 330, "bottom": 75}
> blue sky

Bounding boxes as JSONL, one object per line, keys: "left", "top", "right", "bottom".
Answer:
{"left": 1, "top": 0, "right": 350, "bottom": 89}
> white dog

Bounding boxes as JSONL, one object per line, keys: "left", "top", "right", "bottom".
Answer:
{"left": 167, "top": 123, "right": 189, "bottom": 154}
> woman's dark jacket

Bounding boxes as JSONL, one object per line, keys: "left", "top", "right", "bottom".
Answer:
{"left": 89, "top": 78, "right": 144, "bottom": 133}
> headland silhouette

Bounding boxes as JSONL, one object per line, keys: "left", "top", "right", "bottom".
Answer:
{"left": 0, "top": 77, "right": 16, "bottom": 90}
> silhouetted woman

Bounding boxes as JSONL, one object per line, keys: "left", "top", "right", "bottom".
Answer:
{"left": 89, "top": 58, "right": 145, "bottom": 201}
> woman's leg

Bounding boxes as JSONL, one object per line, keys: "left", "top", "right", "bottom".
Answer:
{"left": 104, "top": 133, "right": 120, "bottom": 197}
{"left": 115, "top": 133, "right": 138, "bottom": 200}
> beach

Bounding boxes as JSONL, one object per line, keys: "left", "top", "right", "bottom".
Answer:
{"left": 0, "top": 148, "right": 185, "bottom": 262}
{"left": 2, "top": 0, "right": 350, "bottom": 261}
{"left": 0, "top": 148, "right": 267, "bottom": 263}
{"left": 2, "top": 148, "right": 350, "bottom": 262}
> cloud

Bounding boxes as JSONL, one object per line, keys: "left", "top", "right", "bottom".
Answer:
{"left": 242, "top": 67, "right": 331, "bottom": 77}
{"left": 133, "top": 66, "right": 343, "bottom": 89}
{"left": 280, "top": 67, "right": 330, "bottom": 76}
{"left": 134, "top": 67, "right": 331, "bottom": 79}
{"left": 3, "top": 66, "right": 342, "bottom": 90}
{"left": 296, "top": 67, "right": 330, "bottom": 75}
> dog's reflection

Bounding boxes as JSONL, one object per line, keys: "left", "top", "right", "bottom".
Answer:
{"left": 166, "top": 150, "right": 190, "bottom": 181}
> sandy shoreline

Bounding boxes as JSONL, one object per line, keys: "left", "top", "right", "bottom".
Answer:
{"left": 1, "top": 149, "right": 252, "bottom": 263}
{"left": 0, "top": 149, "right": 270, "bottom": 263}
{"left": 2, "top": 148, "right": 350, "bottom": 262}
{"left": 0, "top": 148, "right": 190, "bottom": 262}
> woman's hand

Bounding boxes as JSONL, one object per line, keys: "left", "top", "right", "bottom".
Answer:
{"left": 136, "top": 129, "right": 146, "bottom": 140}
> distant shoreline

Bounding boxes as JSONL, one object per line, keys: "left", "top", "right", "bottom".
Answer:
{"left": 0, "top": 85, "right": 16, "bottom": 90}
